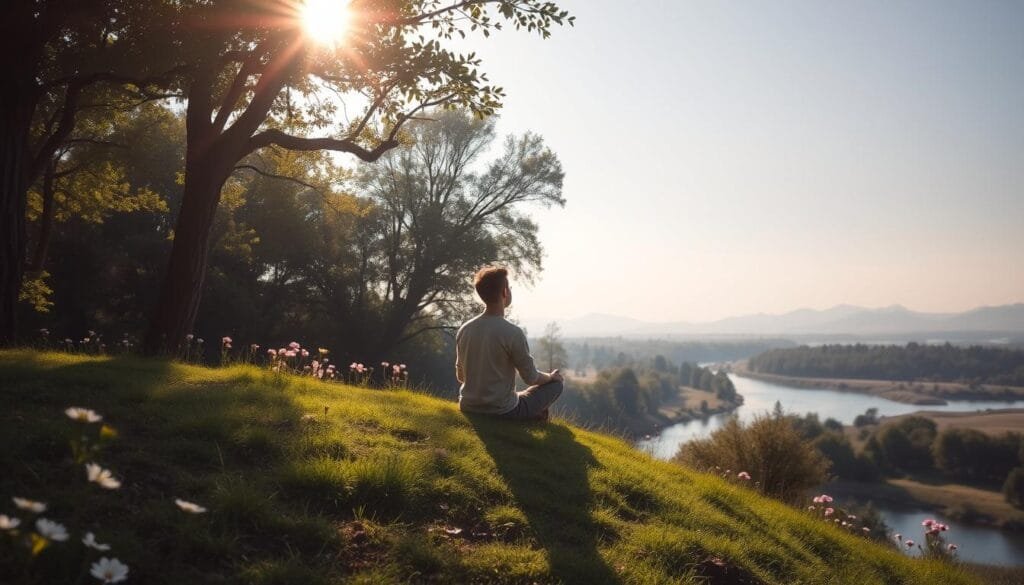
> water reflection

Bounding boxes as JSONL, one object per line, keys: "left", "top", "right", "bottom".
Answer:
{"left": 637, "top": 374, "right": 1022, "bottom": 460}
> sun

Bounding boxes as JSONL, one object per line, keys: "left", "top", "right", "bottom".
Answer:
{"left": 300, "top": 0, "right": 351, "bottom": 46}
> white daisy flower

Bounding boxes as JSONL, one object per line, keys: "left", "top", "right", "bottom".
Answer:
{"left": 86, "top": 463, "right": 122, "bottom": 490}
{"left": 174, "top": 498, "right": 207, "bottom": 514}
{"left": 0, "top": 514, "right": 20, "bottom": 530}
{"left": 82, "top": 531, "right": 111, "bottom": 551}
{"left": 12, "top": 497, "right": 46, "bottom": 513}
{"left": 90, "top": 557, "right": 129, "bottom": 583}
{"left": 35, "top": 518, "right": 69, "bottom": 541}
{"left": 65, "top": 407, "right": 103, "bottom": 423}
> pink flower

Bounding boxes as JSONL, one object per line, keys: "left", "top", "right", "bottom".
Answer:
{"left": 222, "top": 336, "right": 232, "bottom": 344}
{"left": 947, "top": 544, "right": 958, "bottom": 552}
{"left": 862, "top": 527, "right": 871, "bottom": 533}
{"left": 285, "top": 350, "right": 297, "bottom": 358}
{"left": 288, "top": 341, "right": 300, "bottom": 350}
{"left": 938, "top": 524, "right": 948, "bottom": 532}
{"left": 922, "top": 519, "right": 934, "bottom": 527}
{"left": 824, "top": 508, "right": 834, "bottom": 517}
{"left": 399, "top": 364, "right": 406, "bottom": 369}
{"left": 267, "top": 349, "right": 277, "bottom": 356}
{"left": 393, "top": 364, "right": 401, "bottom": 373}
{"left": 905, "top": 540, "right": 915, "bottom": 548}
{"left": 301, "top": 349, "right": 309, "bottom": 357}
{"left": 737, "top": 471, "right": 751, "bottom": 480}
{"left": 381, "top": 361, "right": 390, "bottom": 367}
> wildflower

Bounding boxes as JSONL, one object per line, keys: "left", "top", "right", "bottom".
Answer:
{"left": 174, "top": 498, "right": 207, "bottom": 514}
{"left": 222, "top": 336, "right": 232, "bottom": 344}
{"left": 289, "top": 341, "right": 300, "bottom": 350}
{"left": 847, "top": 515, "right": 857, "bottom": 520}
{"left": 382, "top": 361, "right": 390, "bottom": 367}
{"left": 285, "top": 350, "right": 297, "bottom": 358}
{"left": 185, "top": 334, "right": 194, "bottom": 341}
{"left": 86, "top": 463, "right": 122, "bottom": 489}
{"left": 39, "top": 328, "right": 49, "bottom": 335}
{"left": 393, "top": 364, "right": 401, "bottom": 374}
{"left": 862, "top": 527, "right": 871, "bottom": 533}
{"left": 824, "top": 508, "right": 834, "bottom": 517}
{"left": 0, "top": 515, "right": 20, "bottom": 530}
{"left": 808, "top": 505, "right": 815, "bottom": 511}
{"left": 399, "top": 364, "right": 407, "bottom": 369}
{"left": 12, "top": 497, "right": 46, "bottom": 513}
{"left": 90, "top": 557, "right": 129, "bottom": 583}
{"left": 922, "top": 519, "right": 934, "bottom": 527}
{"left": 737, "top": 471, "right": 751, "bottom": 480}
{"left": 267, "top": 348, "right": 277, "bottom": 356}
{"left": 251, "top": 343, "right": 260, "bottom": 351}
{"left": 319, "top": 348, "right": 329, "bottom": 355}
{"left": 894, "top": 533, "right": 902, "bottom": 541}
{"left": 301, "top": 349, "right": 309, "bottom": 357}
{"left": 66, "top": 407, "right": 102, "bottom": 423}
{"left": 65, "top": 338, "right": 73, "bottom": 344}
{"left": 82, "top": 532, "right": 111, "bottom": 551}
{"left": 938, "top": 523, "right": 948, "bottom": 532}
{"left": 905, "top": 539, "right": 915, "bottom": 548}
{"left": 947, "top": 544, "right": 958, "bottom": 552}
{"left": 349, "top": 362, "right": 357, "bottom": 369}
{"left": 35, "top": 518, "right": 69, "bottom": 541}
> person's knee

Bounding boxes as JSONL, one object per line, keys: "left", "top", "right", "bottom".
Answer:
{"left": 549, "top": 379, "right": 564, "bottom": 399}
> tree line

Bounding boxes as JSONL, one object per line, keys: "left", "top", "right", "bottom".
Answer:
{"left": 748, "top": 343, "right": 1024, "bottom": 386}
{"left": 1, "top": 0, "right": 573, "bottom": 352}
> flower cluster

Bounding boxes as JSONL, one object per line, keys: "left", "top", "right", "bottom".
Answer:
{"left": 894, "top": 520, "right": 959, "bottom": 560}
{"left": 3, "top": 405, "right": 213, "bottom": 582}
{"left": 806, "top": 494, "right": 875, "bottom": 536}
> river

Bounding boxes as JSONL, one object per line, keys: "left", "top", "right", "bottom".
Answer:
{"left": 636, "top": 374, "right": 1024, "bottom": 566}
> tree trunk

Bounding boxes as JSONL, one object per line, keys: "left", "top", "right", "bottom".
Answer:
{"left": 29, "top": 158, "right": 56, "bottom": 272}
{"left": 0, "top": 85, "right": 35, "bottom": 346}
{"left": 143, "top": 156, "right": 233, "bottom": 354}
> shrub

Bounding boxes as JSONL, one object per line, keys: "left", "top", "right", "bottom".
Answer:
{"left": 674, "top": 414, "right": 829, "bottom": 504}
{"left": 875, "top": 417, "right": 936, "bottom": 473}
{"left": 1004, "top": 467, "right": 1024, "bottom": 508}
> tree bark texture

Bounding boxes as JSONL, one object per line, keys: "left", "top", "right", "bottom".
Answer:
{"left": 0, "top": 86, "right": 36, "bottom": 346}
{"left": 143, "top": 155, "right": 233, "bottom": 354}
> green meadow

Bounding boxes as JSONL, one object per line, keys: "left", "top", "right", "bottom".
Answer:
{"left": 0, "top": 351, "right": 978, "bottom": 584}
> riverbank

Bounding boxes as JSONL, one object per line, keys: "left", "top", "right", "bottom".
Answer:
{"left": 616, "top": 385, "right": 742, "bottom": 439}
{"left": 732, "top": 362, "right": 1024, "bottom": 405}
{"left": 827, "top": 478, "right": 1024, "bottom": 531}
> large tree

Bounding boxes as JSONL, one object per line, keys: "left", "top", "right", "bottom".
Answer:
{"left": 1, "top": 0, "right": 179, "bottom": 344}
{"left": 143, "top": 0, "right": 573, "bottom": 353}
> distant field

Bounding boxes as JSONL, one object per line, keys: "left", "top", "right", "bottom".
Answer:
{"left": 734, "top": 362, "right": 1024, "bottom": 405}
{"left": 875, "top": 409, "right": 1024, "bottom": 437}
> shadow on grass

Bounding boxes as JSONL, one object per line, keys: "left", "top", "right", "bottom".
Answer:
{"left": 0, "top": 353, "right": 320, "bottom": 585}
{"left": 467, "top": 415, "right": 621, "bottom": 584}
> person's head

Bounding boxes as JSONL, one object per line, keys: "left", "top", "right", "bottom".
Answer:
{"left": 474, "top": 266, "right": 511, "bottom": 309}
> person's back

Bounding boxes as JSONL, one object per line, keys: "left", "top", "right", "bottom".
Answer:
{"left": 456, "top": 266, "right": 563, "bottom": 420}
{"left": 456, "top": 314, "right": 538, "bottom": 414}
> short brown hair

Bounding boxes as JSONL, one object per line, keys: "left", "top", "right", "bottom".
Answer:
{"left": 474, "top": 266, "right": 508, "bottom": 304}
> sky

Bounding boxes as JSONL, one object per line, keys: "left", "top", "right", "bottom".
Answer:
{"left": 450, "top": 0, "right": 1024, "bottom": 324}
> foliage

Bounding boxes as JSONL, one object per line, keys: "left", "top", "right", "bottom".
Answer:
{"left": 0, "top": 351, "right": 980, "bottom": 584}
{"left": 566, "top": 338, "right": 795, "bottom": 371}
{"left": 675, "top": 415, "right": 830, "bottom": 504}
{"left": 872, "top": 417, "right": 938, "bottom": 473}
{"left": 749, "top": 342, "right": 1024, "bottom": 385}
{"left": 536, "top": 322, "right": 568, "bottom": 371}
{"left": 1004, "top": 467, "right": 1024, "bottom": 508}
{"left": 933, "top": 429, "right": 1023, "bottom": 483}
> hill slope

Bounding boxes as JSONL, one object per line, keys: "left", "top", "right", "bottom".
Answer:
{"left": 0, "top": 351, "right": 976, "bottom": 584}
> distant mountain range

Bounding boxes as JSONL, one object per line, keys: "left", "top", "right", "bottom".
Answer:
{"left": 523, "top": 303, "right": 1024, "bottom": 340}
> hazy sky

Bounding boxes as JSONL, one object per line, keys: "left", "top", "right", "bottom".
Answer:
{"left": 456, "top": 0, "right": 1023, "bottom": 323}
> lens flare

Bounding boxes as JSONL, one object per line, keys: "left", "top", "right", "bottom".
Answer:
{"left": 301, "top": 0, "right": 350, "bottom": 46}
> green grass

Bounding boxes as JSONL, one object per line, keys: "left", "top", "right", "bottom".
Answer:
{"left": 0, "top": 351, "right": 980, "bottom": 584}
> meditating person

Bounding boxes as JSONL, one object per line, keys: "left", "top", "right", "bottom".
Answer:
{"left": 455, "top": 266, "right": 563, "bottom": 420}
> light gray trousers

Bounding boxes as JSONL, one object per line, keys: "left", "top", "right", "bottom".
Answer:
{"left": 498, "top": 380, "right": 564, "bottom": 419}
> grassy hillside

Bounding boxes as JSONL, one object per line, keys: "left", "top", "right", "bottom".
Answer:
{"left": 0, "top": 351, "right": 977, "bottom": 584}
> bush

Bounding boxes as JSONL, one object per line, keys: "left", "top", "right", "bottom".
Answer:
{"left": 813, "top": 432, "right": 879, "bottom": 482}
{"left": 875, "top": 417, "right": 936, "bottom": 473}
{"left": 1004, "top": 467, "right": 1024, "bottom": 508}
{"left": 674, "top": 414, "right": 829, "bottom": 504}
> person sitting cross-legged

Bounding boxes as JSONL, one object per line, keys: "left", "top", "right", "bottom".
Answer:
{"left": 456, "top": 266, "right": 563, "bottom": 421}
